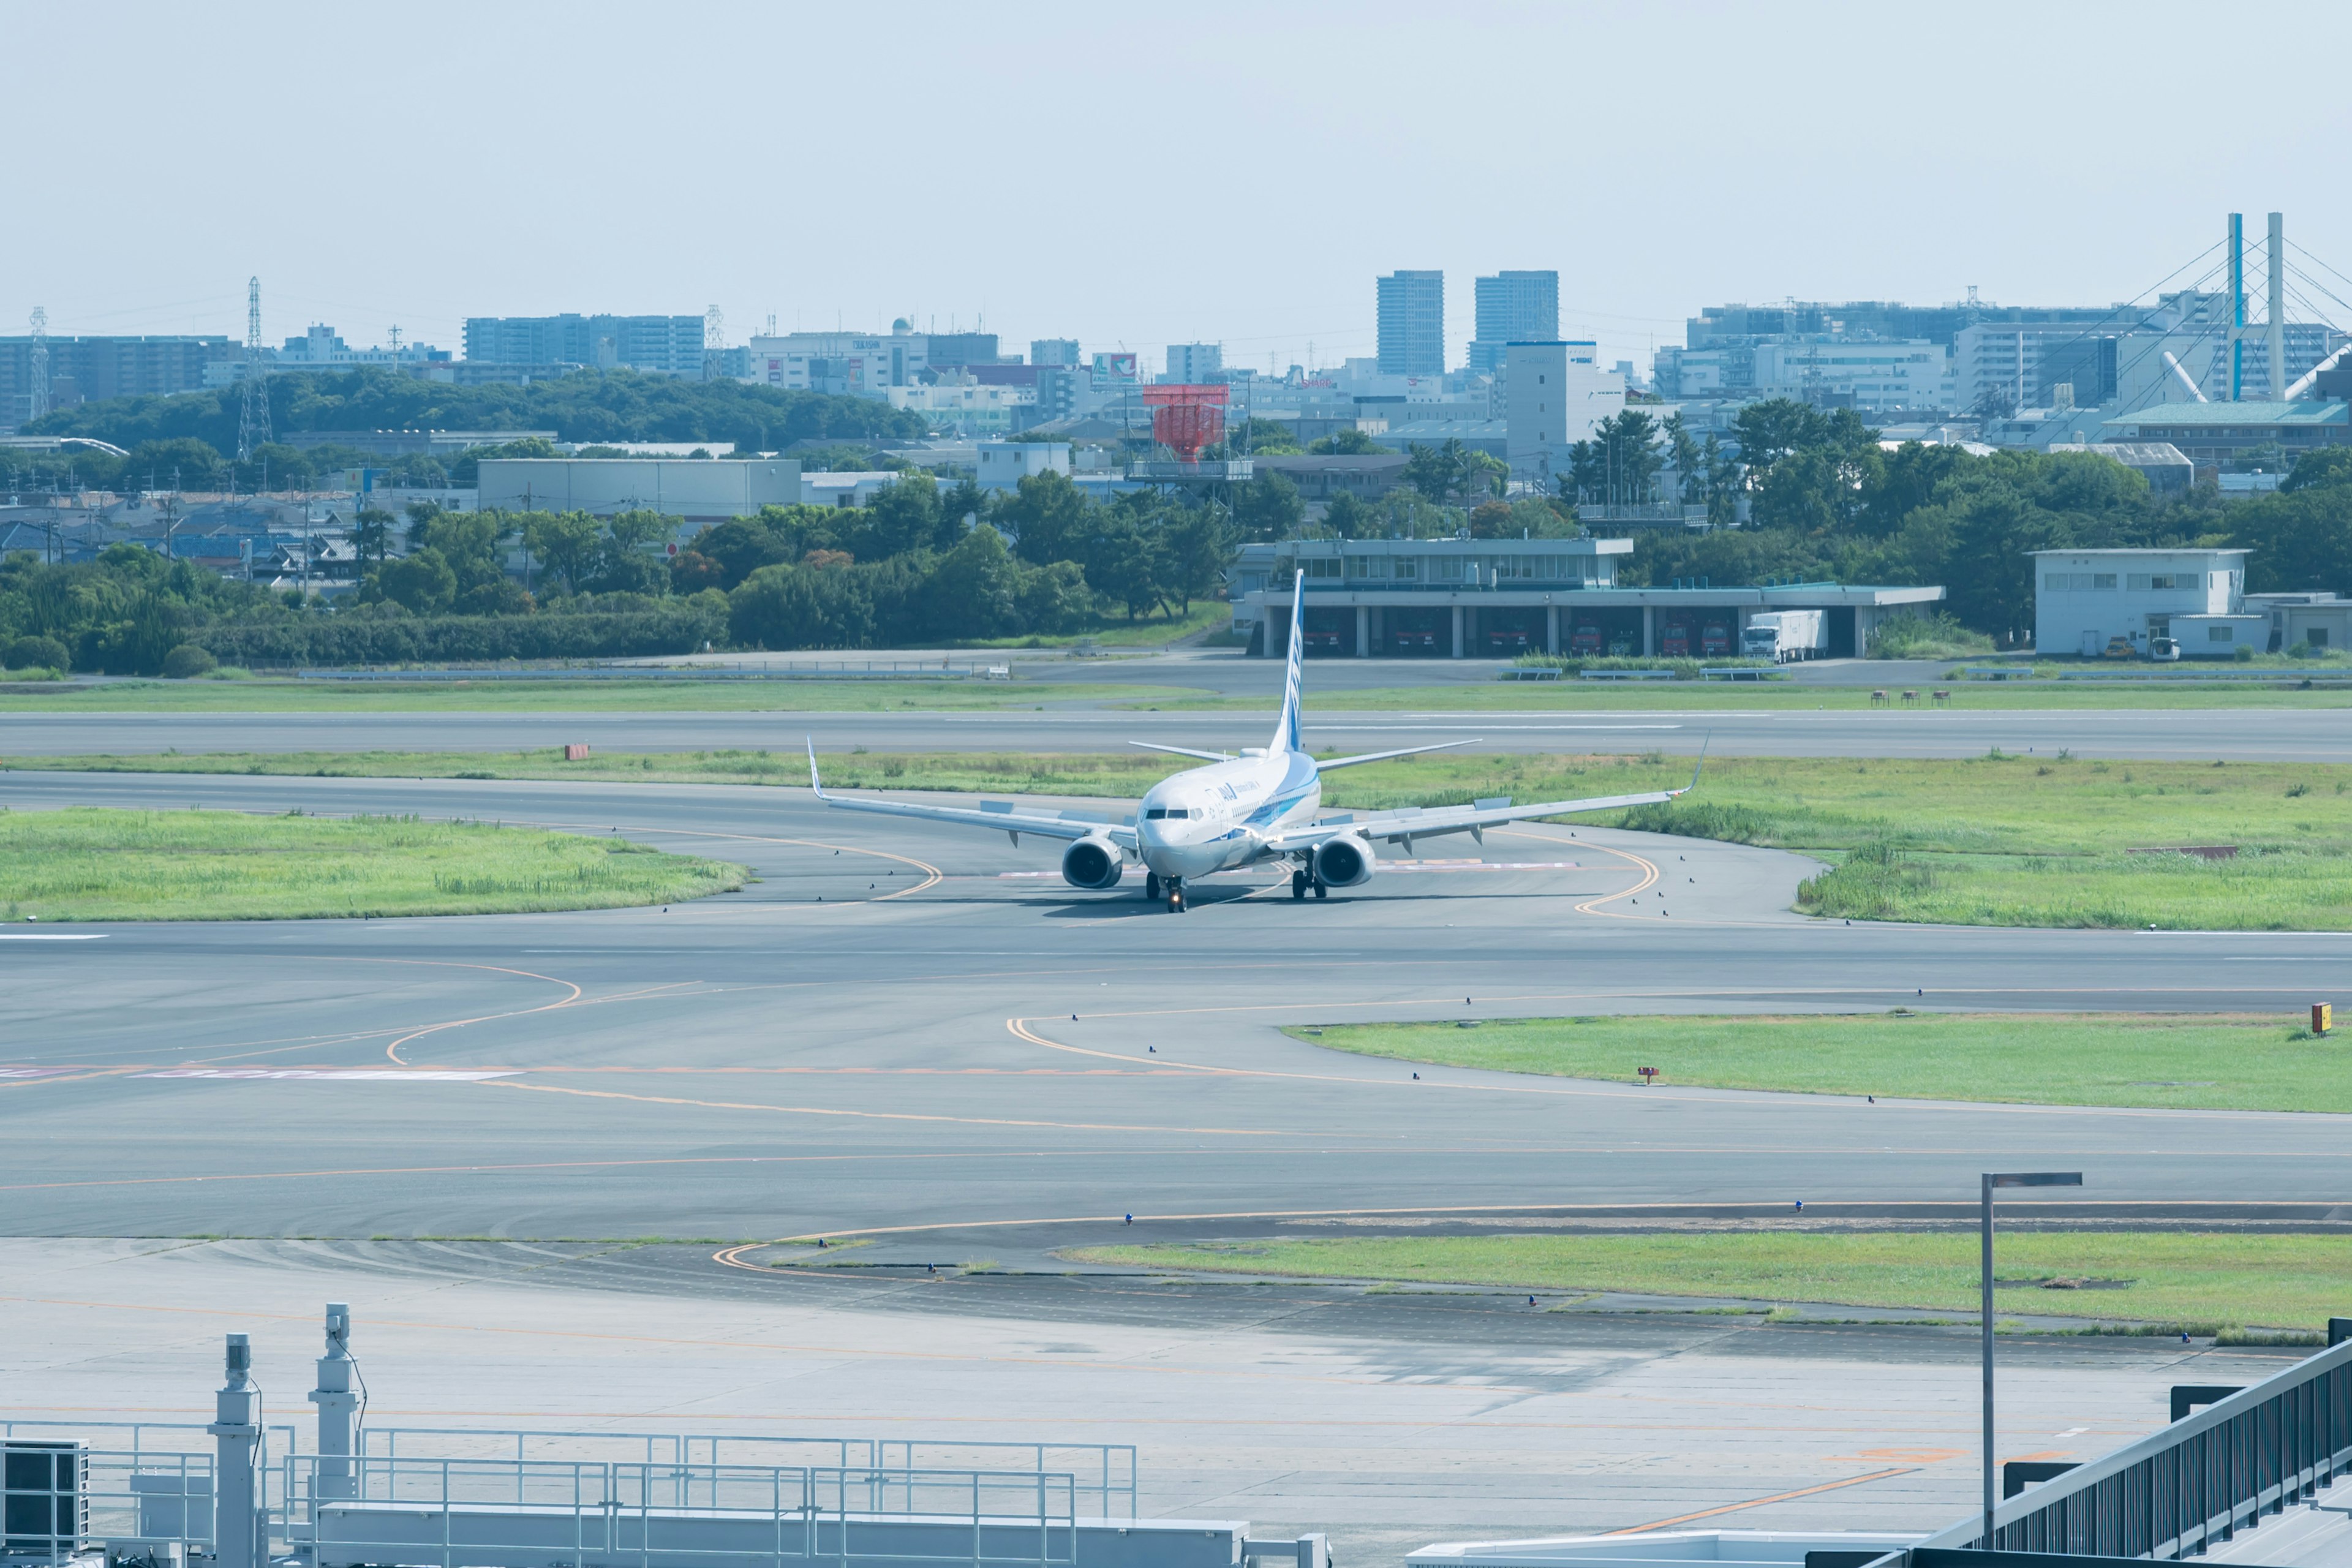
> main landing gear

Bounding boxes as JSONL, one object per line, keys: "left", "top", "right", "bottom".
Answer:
{"left": 1290, "top": 868, "right": 1326, "bottom": 900}
{"left": 1144, "top": 872, "right": 1161, "bottom": 902}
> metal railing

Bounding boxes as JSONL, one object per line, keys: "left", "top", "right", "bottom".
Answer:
{"left": 1, "top": 1419, "right": 298, "bottom": 1515}
{"left": 284, "top": 1454, "right": 1079, "bottom": 1568}
{"left": 1905, "top": 1335, "right": 2352, "bottom": 1559}
{"left": 15, "top": 1449, "right": 222, "bottom": 1565}
{"left": 357, "top": 1429, "right": 1136, "bottom": 1520}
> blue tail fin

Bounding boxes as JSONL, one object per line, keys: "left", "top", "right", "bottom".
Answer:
{"left": 1271, "top": 579, "right": 1305, "bottom": 755}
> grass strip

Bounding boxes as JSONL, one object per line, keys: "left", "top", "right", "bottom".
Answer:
{"left": 1288, "top": 1011, "right": 2347, "bottom": 1113}
{"left": 0, "top": 678, "right": 1189, "bottom": 714}
{"left": 0, "top": 806, "right": 747, "bottom": 921}
{"left": 1075, "top": 1231, "right": 2351, "bottom": 1332}
{"left": 9, "top": 750, "right": 2350, "bottom": 930}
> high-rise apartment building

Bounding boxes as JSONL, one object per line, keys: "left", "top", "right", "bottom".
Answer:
{"left": 0, "top": 334, "right": 231, "bottom": 421}
{"left": 1376, "top": 270, "right": 1445, "bottom": 378}
{"left": 1164, "top": 343, "right": 1222, "bottom": 382}
{"left": 1030, "top": 339, "right": 1081, "bottom": 367}
{"left": 462, "top": 314, "right": 705, "bottom": 375}
{"left": 1468, "top": 271, "right": 1558, "bottom": 374}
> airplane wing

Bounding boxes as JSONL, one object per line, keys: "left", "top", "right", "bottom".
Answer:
{"left": 1128, "top": 741, "right": 1235, "bottom": 763}
{"left": 808, "top": 742, "right": 1135, "bottom": 847}
{"left": 1314, "top": 739, "right": 1476, "bottom": 769}
{"left": 1259, "top": 750, "right": 1705, "bottom": 854}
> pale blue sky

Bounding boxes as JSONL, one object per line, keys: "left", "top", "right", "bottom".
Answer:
{"left": 8, "top": 0, "right": 2350, "bottom": 377}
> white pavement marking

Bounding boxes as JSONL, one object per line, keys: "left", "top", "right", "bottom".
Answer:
{"left": 0, "top": 933, "right": 108, "bottom": 940}
{"left": 133, "top": 1069, "right": 523, "bottom": 1082}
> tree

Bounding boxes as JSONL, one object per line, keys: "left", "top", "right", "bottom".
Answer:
{"left": 1403, "top": 439, "right": 1468, "bottom": 502}
{"left": 1322, "top": 491, "right": 1370, "bottom": 539}
{"left": 1592, "top": 411, "right": 1663, "bottom": 507}
{"left": 1664, "top": 413, "right": 1703, "bottom": 504}
{"left": 522, "top": 511, "right": 603, "bottom": 595}
{"left": 592, "top": 509, "right": 674, "bottom": 594}
{"left": 1308, "top": 428, "right": 1389, "bottom": 456}
{"left": 921, "top": 525, "right": 1020, "bottom": 640}
{"left": 2283, "top": 447, "right": 2352, "bottom": 494}
{"left": 1232, "top": 471, "right": 1303, "bottom": 541}
{"left": 1161, "top": 502, "right": 1234, "bottom": 611}
{"left": 379, "top": 548, "right": 458, "bottom": 614}
{"left": 1000, "top": 470, "right": 1090, "bottom": 565}
{"left": 351, "top": 507, "right": 396, "bottom": 572}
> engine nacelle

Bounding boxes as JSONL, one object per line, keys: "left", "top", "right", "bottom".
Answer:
{"left": 1312, "top": 834, "right": 1375, "bottom": 889}
{"left": 1060, "top": 835, "right": 1125, "bottom": 891}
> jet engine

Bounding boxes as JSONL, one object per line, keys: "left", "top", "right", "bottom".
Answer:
{"left": 1060, "top": 835, "right": 1125, "bottom": 890}
{"left": 1311, "top": 834, "right": 1375, "bottom": 889}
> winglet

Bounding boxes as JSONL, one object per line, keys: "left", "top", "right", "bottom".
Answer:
{"left": 806, "top": 737, "right": 827, "bottom": 799}
{"left": 1677, "top": 733, "right": 1710, "bottom": 796}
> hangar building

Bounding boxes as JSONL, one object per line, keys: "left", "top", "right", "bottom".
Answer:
{"left": 1231, "top": 537, "right": 1945, "bottom": 658}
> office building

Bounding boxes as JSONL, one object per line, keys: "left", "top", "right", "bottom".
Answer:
{"left": 203, "top": 325, "right": 452, "bottom": 387}
{"left": 745, "top": 330, "right": 929, "bottom": 394}
{"left": 477, "top": 458, "right": 800, "bottom": 522}
{"left": 0, "top": 334, "right": 232, "bottom": 421}
{"left": 1165, "top": 344, "right": 1222, "bottom": 382}
{"left": 1030, "top": 339, "right": 1082, "bottom": 368}
{"left": 462, "top": 314, "right": 705, "bottom": 375}
{"left": 1467, "top": 271, "right": 1558, "bottom": 375}
{"left": 1376, "top": 270, "right": 1445, "bottom": 378}
{"left": 2098, "top": 399, "right": 2352, "bottom": 464}
{"left": 1504, "top": 340, "right": 1623, "bottom": 487}
{"left": 924, "top": 333, "right": 1001, "bottom": 369}
{"left": 2030, "top": 546, "right": 2256, "bottom": 657}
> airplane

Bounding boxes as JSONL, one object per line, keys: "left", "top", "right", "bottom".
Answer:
{"left": 807, "top": 585, "right": 1700, "bottom": 912}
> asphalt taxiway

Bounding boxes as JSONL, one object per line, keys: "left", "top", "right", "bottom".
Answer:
{"left": 4, "top": 769, "right": 2348, "bottom": 1243}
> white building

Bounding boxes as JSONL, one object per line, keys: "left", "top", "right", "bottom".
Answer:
{"left": 2030, "top": 546, "right": 2257, "bottom": 658}
{"left": 885, "top": 383, "right": 1030, "bottom": 436}
{"left": 976, "top": 440, "right": 1070, "bottom": 491}
{"left": 477, "top": 458, "right": 802, "bottom": 523}
{"left": 743, "top": 329, "right": 928, "bottom": 395}
{"left": 1164, "top": 344, "right": 1222, "bottom": 382}
{"left": 1504, "top": 340, "right": 1624, "bottom": 487}
{"left": 203, "top": 323, "right": 451, "bottom": 386}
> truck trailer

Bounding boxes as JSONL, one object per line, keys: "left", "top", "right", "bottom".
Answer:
{"left": 1740, "top": 609, "right": 1828, "bottom": 662}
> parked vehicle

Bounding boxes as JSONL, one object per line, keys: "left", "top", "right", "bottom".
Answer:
{"left": 1570, "top": 623, "right": 1605, "bottom": 656}
{"left": 1392, "top": 628, "right": 1439, "bottom": 655}
{"left": 2149, "top": 636, "right": 2180, "bottom": 662}
{"left": 1660, "top": 620, "right": 1693, "bottom": 658}
{"left": 2103, "top": 635, "right": 2136, "bottom": 660}
{"left": 1740, "top": 609, "right": 1828, "bottom": 662}
{"left": 1487, "top": 628, "right": 1532, "bottom": 655}
{"left": 1303, "top": 629, "right": 1345, "bottom": 655}
{"left": 1700, "top": 619, "right": 1733, "bottom": 658}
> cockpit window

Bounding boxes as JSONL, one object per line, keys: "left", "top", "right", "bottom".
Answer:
{"left": 1165, "top": 809, "right": 1189, "bottom": 818}
{"left": 1145, "top": 808, "right": 1167, "bottom": 819}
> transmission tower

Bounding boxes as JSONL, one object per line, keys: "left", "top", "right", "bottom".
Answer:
{"left": 704, "top": 304, "right": 726, "bottom": 349}
{"left": 236, "top": 276, "right": 271, "bottom": 462}
{"left": 26, "top": 307, "right": 49, "bottom": 422}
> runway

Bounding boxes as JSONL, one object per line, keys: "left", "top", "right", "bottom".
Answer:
{"left": 4, "top": 769, "right": 2347, "bottom": 1244}
{"left": 8, "top": 702, "right": 2352, "bottom": 759}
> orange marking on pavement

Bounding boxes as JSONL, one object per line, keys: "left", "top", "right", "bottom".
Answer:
{"left": 477, "top": 1075, "right": 1291, "bottom": 1137}
{"left": 1604, "top": 1466, "right": 1918, "bottom": 1533}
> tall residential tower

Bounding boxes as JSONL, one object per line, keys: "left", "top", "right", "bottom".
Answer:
{"left": 1469, "top": 271, "right": 1559, "bottom": 374}
{"left": 1376, "top": 270, "right": 1445, "bottom": 378}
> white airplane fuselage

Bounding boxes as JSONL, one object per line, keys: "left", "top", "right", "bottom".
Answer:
{"left": 1132, "top": 749, "right": 1324, "bottom": 880}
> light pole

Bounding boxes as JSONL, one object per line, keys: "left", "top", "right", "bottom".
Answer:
{"left": 1981, "top": 1170, "right": 2082, "bottom": 1550}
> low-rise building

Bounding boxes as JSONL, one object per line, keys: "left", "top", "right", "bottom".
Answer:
{"left": 976, "top": 440, "right": 1069, "bottom": 491}
{"left": 2245, "top": 592, "right": 2352, "bottom": 654}
{"left": 2099, "top": 401, "right": 2352, "bottom": 464}
{"left": 2030, "top": 546, "right": 2252, "bottom": 657}
{"left": 1231, "top": 537, "right": 1942, "bottom": 658}
{"left": 477, "top": 458, "right": 801, "bottom": 522}
{"left": 886, "top": 383, "right": 1030, "bottom": 436}
{"left": 1246, "top": 453, "right": 1412, "bottom": 503}
{"left": 280, "top": 429, "right": 555, "bottom": 457}
{"left": 2043, "top": 441, "right": 2195, "bottom": 496}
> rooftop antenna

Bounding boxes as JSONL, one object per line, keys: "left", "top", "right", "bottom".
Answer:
{"left": 236, "top": 276, "right": 271, "bottom": 461}
{"left": 26, "top": 306, "right": 48, "bottom": 422}
{"left": 765, "top": 313, "right": 776, "bottom": 337}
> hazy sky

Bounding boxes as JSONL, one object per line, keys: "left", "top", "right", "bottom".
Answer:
{"left": 10, "top": 1, "right": 2352, "bottom": 378}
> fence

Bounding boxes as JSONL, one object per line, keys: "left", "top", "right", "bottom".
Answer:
{"left": 357, "top": 1429, "right": 1136, "bottom": 1520}
{"left": 284, "top": 1455, "right": 1080, "bottom": 1568}
{"left": 1901, "top": 1334, "right": 2352, "bottom": 1560}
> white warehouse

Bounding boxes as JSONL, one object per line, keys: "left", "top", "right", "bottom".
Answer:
{"left": 2030, "top": 546, "right": 2258, "bottom": 657}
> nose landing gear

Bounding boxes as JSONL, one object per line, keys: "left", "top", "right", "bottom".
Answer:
{"left": 1167, "top": 878, "right": 1186, "bottom": 913}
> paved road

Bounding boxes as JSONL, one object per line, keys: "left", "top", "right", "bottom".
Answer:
{"left": 4, "top": 770, "right": 2347, "bottom": 1243}
{"left": 7, "top": 704, "right": 2352, "bottom": 760}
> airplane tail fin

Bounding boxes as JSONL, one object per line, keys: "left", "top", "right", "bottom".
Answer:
{"left": 1271, "top": 579, "right": 1306, "bottom": 755}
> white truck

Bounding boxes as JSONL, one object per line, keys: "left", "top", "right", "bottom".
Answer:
{"left": 1740, "top": 609, "right": 1828, "bottom": 662}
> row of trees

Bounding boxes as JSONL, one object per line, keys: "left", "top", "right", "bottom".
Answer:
{"left": 1617, "top": 399, "right": 2352, "bottom": 643}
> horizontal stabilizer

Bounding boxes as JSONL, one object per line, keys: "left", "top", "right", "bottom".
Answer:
{"left": 1316, "top": 739, "right": 1477, "bottom": 770}
{"left": 1128, "top": 741, "right": 1235, "bottom": 763}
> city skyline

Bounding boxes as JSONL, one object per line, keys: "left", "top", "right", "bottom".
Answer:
{"left": 6, "top": 1, "right": 2351, "bottom": 379}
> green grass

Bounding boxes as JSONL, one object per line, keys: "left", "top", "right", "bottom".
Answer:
{"left": 1075, "top": 1231, "right": 2352, "bottom": 1331}
{"left": 0, "top": 678, "right": 1189, "bottom": 714}
{"left": 1289, "top": 1011, "right": 2349, "bottom": 1112}
{"left": 0, "top": 807, "right": 747, "bottom": 921}
{"left": 954, "top": 599, "right": 1232, "bottom": 649}
{"left": 12, "top": 750, "right": 2350, "bottom": 930}
{"left": 1128, "top": 682, "right": 2352, "bottom": 711}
